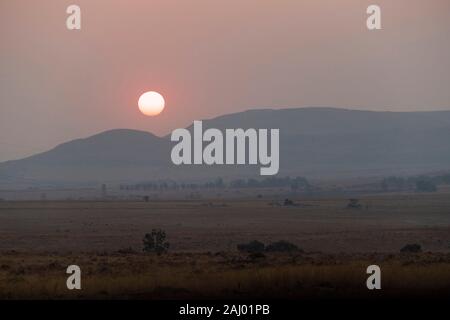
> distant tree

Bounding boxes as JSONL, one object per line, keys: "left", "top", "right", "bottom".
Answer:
{"left": 415, "top": 179, "right": 437, "bottom": 192}
{"left": 347, "top": 199, "right": 362, "bottom": 209}
{"left": 230, "top": 179, "right": 246, "bottom": 188}
{"left": 283, "top": 198, "right": 295, "bottom": 206}
{"left": 101, "top": 184, "right": 107, "bottom": 198}
{"left": 247, "top": 178, "right": 259, "bottom": 188}
{"left": 229, "top": 176, "right": 311, "bottom": 190}
{"left": 441, "top": 174, "right": 450, "bottom": 185}
{"left": 143, "top": 229, "right": 170, "bottom": 255}
{"left": 214, "top": 177, "right": 225, "bottom": 188}
{"left": 291, "top": 176, "right": 310, "bottom": 191}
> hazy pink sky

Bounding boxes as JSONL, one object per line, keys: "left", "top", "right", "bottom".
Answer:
{"left": 1, "top": 0, "right": 449, "bottom": 161}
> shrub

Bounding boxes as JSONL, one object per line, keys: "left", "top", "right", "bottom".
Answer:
{"left": 400, "top": 243, "right": 422, "bottom": 253}
{"left": 237, "top": 240, "right": 265, "bottom": 253}
{"left": 265, "top": 240, "right": 301, "bottom": 253}
{"left": 284, "top": 198, "right": 295, "bottom": 206}
{"left": 143, "top": 229, "right": 170, "bottom": 255}
{"left": 347, "top": 199, "right": 362, "bottom": 209}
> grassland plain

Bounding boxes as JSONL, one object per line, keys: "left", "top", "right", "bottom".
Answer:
{"left": 0, "top": 193, "right": 449, "bottom": 299}
{"left": 0, "top": 251, "right": 449, "bottom": 299}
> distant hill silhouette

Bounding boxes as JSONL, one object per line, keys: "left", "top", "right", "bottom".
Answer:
{"left": 0, "top": 129, "right": 170, "bottom": 186}
{"left": 1, "top": 107, "right": 450, "bottom": 187}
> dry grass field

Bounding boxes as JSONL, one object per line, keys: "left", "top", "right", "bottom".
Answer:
{"left": 0, "top": 251, "right": 449, "bottom": 299}
{"left": 0, "top": 192, "right": 449, "bottom": 299}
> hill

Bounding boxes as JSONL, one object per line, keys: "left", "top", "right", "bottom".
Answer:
{"left": 1, "top": 107, "right": 450, "bottom": 186}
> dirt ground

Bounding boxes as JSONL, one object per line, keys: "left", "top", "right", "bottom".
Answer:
{"left": 0, "top": 193, "right": 449, "bottom": 254}
{"left": 1, "top": 192, "right": 449, "bottom": 299}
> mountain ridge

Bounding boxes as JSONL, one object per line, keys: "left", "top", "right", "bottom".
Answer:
{"left": 1, "top": 107, "right": 450, "bottom": 187}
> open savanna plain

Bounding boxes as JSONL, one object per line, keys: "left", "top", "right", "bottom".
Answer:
{"left": 0, "top": 192, "right": 449, "bottom": 299}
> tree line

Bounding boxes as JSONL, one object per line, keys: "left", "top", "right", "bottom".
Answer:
{"left": 119, "top": 176, "right": 311, "bottom": 191}
{"left": 381, "top": 174, "right": 450, "bottom": 193}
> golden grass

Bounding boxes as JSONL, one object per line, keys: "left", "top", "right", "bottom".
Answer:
{"left": 1, "top": 252, "right": 449, "bottom": 299}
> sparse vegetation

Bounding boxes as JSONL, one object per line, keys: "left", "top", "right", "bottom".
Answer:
{"left": 347, "top": 199, "right": 362, "bottom": 209}
{"left": 238, "top": 240, "right": 301, "bottom": 253}
{"left": 381, "top": 174, "right": 449, "bottom": 193}
{"left": 400, "top": 244, "right": 422, "bottom": 253}
{"left": 1, "top": 251, "right": 449, "bottom": 299}
{"left": 143, "top": 229, "right": 170, "bottom": 255}
{"left": 0, "top": 194, "right": 449, "bottom": 299}
{"left": 120, "top": 176, "right": 311, "bottom": 192}
{"left": 265, "top": 240, "right": 301, "bottom": 253}
{"left": 237, "top": 240, "right": 265, "bottom": 253}
{"left": 284, "top": 198, "right": 295, "bottom": 206}
{"left": 415, "top": 180, "right": 437, "bottom": 193}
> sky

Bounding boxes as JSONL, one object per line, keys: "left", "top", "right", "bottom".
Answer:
{"left": 1, "top": 0, "right": 450, "bottom": 162}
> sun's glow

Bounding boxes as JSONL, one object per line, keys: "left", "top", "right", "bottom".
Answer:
{"left": 138, "top": 91, "right": 165, "bottom": 116}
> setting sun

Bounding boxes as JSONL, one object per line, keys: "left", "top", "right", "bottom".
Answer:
{"left": 138, "top": 91, "right": 165, "bottom": 116}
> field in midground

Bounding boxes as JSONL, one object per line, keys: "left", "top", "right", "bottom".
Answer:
{"left": 0, "top": 192, "right": 449, "bottom": 299}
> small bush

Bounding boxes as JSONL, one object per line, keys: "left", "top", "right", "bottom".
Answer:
{"left": 265, "top": 240, "right": 301, "bottom": 253}
{"left": 347, "top": 199, "right": 362, "bottom": 209}
{"left": 143, "top": 229, "right": 170, "bottom": 255}
{"left": 284, "top": 198, "right": 295, "bottom": 206}
{"left": 400, "top": 243, "right": 422, "bottom": 253}
{"left": 237, "top": 240, "right": 265, "bottom": 253}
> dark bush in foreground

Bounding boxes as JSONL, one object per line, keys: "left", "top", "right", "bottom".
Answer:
{"left": 265, "top": 240, "right": 301, "bottom": 253}
{"left": 400, "top": 244, "right": 422, "bottom": 253}
{"left": 143, "top": 229, "right": 170, "bottom": 255}
{"left": 237, "top": 240, "right": 265, "bottom": 253}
